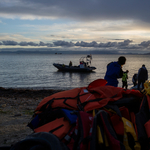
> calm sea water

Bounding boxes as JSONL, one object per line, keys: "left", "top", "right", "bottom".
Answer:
{"left": 0, "top": 53, "right": 149, "bottom": 90}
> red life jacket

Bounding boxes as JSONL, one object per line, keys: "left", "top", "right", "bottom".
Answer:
{"left": 35, "top": 86, "right": 143, "bottom": 113}
{"left": 80, "top": 86, "right": 143, "bottom": 111}
{"left": 35, "top": 87, "right": 84, "bottom": 112}
{"left": 74, "top": 111, "right": 93, "bottom": 150}
{"left": 98, "top": 110, "right": 125, "bottom": 150}
{"left": 62, "top": 111, "right": 93, "bottom": 150}
{"left": 34, "top": 117, "right": 71, "bottom": 139}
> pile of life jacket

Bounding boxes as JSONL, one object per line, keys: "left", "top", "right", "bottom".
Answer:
{"left": 9, "top": 79, "right": 150, "bottom": 150}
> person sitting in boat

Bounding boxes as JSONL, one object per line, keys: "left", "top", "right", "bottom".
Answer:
{"left": 69, "top": 61, "right": 72, "bottom": 67}
{"left": 80, "top": 61, "right": 85, "bottom": 68}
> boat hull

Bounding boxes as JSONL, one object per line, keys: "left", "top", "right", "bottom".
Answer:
{"left": 53, "top": 63, "right": 96, "bottom": 72}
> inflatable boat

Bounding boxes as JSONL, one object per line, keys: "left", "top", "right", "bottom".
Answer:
{"left": 53, "top": 55, "right": 96, "bottom": 72}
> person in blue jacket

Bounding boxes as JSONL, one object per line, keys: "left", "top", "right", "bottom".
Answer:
{"left": 104, "top": 56, "right": 126, "bottom": 87}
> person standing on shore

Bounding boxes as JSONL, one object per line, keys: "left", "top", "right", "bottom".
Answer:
{"left": 104, "top": 56, "right": 126, "bottom": 87}
{"left": 137, "top": 64, "right": 148, "bottom": 90}
{"left": 122, "top": 70, "right": 129, "bottom": 89}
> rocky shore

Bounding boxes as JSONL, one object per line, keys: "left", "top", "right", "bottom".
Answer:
{"left": 0, "top": 87, "right": 63, "bottom": 147}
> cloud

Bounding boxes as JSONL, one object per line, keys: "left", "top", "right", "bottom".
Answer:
{"left": 139, "top": 40, "right": 150, "bottom": 48}
{"left": 53, "top": 40, "right": 74, "bottom": 47}
{"left": 27, "top": 42, "right": 39, "bottom": 46}
{"left": 0, "top": 20, "right": 3, "bottom": 24}
{"left": 74, "top": 40, "right": 132, "bottom": 48}
{"left": 1, "top": 39, "right": 150, "bottom": 54}
{"left": 39, "top": 41, "right": 53, "bottom": 47}
{"left": 19, "top": 41, "right": 28, "bottom": 46}
{"left": 39, "top": 41, "right": 46, "bottom": 46}
{"left": 118, "top": 39, "right": 133, "bottom": 47}
{"left": 0, "top": 0, "right": 150, "bottom": 23}
{"left": 19, "top": 41, "right": 39, "bottom": 46}
{"left": 75, "top": 41, "right": 98, "bottom": 47}
{"left": 0, "top": 39, "right": 148, "bottom": 52}
{"left": 2, "top": 40, "right": 18, "bottom": 45}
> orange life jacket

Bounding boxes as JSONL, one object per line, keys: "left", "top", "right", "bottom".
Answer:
{"left": 35, "top": 86, "right": 143, "bottom": 113}
{"left": 35, "top": 87, "right": 84, "bottom": 112}
{"left": 80, "top": 86, "right": 143, "bottom": 111}
{"left": 34, "top": 117, "right": 71, "bottom": 139}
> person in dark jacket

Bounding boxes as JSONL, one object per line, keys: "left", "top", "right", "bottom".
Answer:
{"left": 104, "top": 56, "right": 126, "bottom": 87}
{"left": 137, "top": 64, "right": 148, "bottom": 90}
{"left": 69, "top": 61, "right": 72, "bottom": 67}
{"left": 132, "top": 73, "right": 138, "bottom": 86}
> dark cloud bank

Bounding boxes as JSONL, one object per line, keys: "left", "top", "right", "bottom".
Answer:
{"left": 1, "top": 0, "right": 150, "bottom": 23}
{"left": 0, "top": 39, "right": 150, "bottom": 54}
{"left": 1, "top": 40, "right": 133, "bottom": 47}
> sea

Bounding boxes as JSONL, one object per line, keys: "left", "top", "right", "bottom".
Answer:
{"left": 0, "top": 53, "right": 149, "bottom": 90}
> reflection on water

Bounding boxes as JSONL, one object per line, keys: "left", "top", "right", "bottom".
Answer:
{"left": 53, "top": 71, "right": 96, "bottom": 90}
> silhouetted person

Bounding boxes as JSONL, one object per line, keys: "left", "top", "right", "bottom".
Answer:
{"left": 137, "top": 64, "right": 148, "bottom": 90}
{"left": 132, "top": 73, "right": 138, "bottom": 87}
{"left": 104, "top": 56, "right": 126, "bottom": 87}
{"left": 69, "top": 61, "right": 72, "bottom": 67}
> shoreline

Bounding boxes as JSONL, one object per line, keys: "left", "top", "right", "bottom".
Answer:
{"left": 0, "top": 87, "right": 63, "bottom": 147}
{"left": 0, "top": 87, "right": 64, "bottom": 98}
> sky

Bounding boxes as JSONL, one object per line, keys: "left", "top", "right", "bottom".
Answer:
{"left": 0, "top": 0, "right": 150, "bottom": 54}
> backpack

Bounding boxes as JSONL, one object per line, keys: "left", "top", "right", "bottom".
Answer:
{"left": 136, "top": 95, "right": 150, "bottom": 149}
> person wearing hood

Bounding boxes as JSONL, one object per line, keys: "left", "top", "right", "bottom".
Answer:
{"left": 137, "top": 64, "right": 148, "bottom": 90}
{"left": 104, "top": 56, "right": 126, "bottom": 87}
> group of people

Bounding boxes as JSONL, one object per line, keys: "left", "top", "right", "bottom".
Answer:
{"left": 104, "top": 56, "right": 148, "bottom": 91}
{"left": 132, "top": 64, "right": 148, "bottom": 90}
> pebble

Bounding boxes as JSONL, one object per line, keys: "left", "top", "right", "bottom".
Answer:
{"left": 1, "top": 104, "right": 6, "bottom": 108}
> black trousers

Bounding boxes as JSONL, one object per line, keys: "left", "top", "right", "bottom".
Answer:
{"left": 138, "top": 79, "right": 145, "bottom": 90}
{"left": 122, "top": 81, "right": 128, "bottom": 89}
{"left": 133, "top": 82, "right": 137, "bottom": 87}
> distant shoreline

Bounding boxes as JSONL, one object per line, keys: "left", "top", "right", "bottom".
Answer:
{"left": 0, "top": 49, "right": 149, "bottom": 55}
